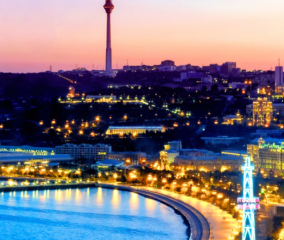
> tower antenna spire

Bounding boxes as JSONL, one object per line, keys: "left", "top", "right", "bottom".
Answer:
{"left": 103, "top": 0, "right": 115, "bottom": 76}
{"left": 279, "top": 58, "right": 281, "bottom": 66}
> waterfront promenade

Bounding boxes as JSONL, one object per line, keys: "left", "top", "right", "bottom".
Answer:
{"left": 98, "top": 183, "right": 239, "bottom": 240}
{"left": 153, "top": 189, "right": 240, "bottom": 240}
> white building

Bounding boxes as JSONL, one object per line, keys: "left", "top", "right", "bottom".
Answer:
{"left": 55, "top": 143, "right": 111, "bottom": 162}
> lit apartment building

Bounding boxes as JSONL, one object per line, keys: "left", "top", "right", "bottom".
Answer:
{"left": 252, "top": 97, "right": 273, "bottom": 126}
{"left": 55, "top": 143, "right": 111, "bottom": 162}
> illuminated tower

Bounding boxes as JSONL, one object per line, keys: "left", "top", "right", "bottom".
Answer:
{"left": 252, "top": 97, "right": 272, "bottom": 127}
{"left": 237, "top": 157, "right": 260, "bottom": 240}
{"left": 104, "top": 0, "right": 115, "bottom": 76}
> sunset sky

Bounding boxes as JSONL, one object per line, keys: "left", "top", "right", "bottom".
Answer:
{"left": 1, "top": 0, "right": 284, "bottom": 73}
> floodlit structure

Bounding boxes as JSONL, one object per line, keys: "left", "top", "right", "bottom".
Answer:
{"left": 106, "top": 126, "right": 164, "bottom": 136}
{"left": 0, "top": 146, "right": 55, "bottom": 155}
{"left": 103, "top": 0, "right": 116, "bottom": 77}
{"left": 237, "top": 157, "right": 259, "bottom": 240}
{"left": 252, "top": 97, "right": 272, "bottom": 126}
{"left": 68, "top": 86, "right": 75, "bottom": 98}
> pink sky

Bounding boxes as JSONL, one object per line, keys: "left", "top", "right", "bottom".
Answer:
{"left": 0, "top": 0, "right": 284, "bottom": 73}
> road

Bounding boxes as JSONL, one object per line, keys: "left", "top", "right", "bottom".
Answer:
{"left": 148, "top": 188, "right": 240, "bottom": 240}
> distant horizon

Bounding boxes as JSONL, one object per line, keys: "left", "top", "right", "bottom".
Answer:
{"left": 0, "top": 61, "right": 279, "bottom": 74}
{"left": 1, "top": 0, "right": 284, "bottom": 73}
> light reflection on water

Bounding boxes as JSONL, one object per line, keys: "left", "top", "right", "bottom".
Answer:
{"left": 0, "top": 188, "right": 188, "bottom": 240}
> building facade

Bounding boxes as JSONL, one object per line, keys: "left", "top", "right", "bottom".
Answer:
{"left": 108, "top": 151, "right": 146, "bottom": 165}
{"left": 55, "top": 144, "right": 111, "bottom": 162}
{"left": 201, "top": 136, "right": 242, "bottom": 146}
{"left": 275, "top": 66, "right": 284, "bottom": 93}
{"left": 106, "top": 126, "right": 164, "bottom": 136}
{"left": 252, "top": 97, "right": 273, "bottom": 126}
{"left": 174, "top": 155, "right": 243, "bottom": 172}
{"left": 247, "top": 137, "right": 284, "bottom": 174}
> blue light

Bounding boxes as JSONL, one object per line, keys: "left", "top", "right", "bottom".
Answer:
{"left": 237, "top": 157, "right": 259, "bottom": 240}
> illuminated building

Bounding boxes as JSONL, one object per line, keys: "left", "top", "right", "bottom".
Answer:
{"left": 85, "top": 95, "right": 117, "bottom": 102}
{"left": 103, "top": 0, "right": 116, "bottom": 77}
{"left": 252, "top": 97, "right": 272, "bottom": 126}
{"left": 68, "top": 86, "right": 75, "bottom": 98}
{"left": 174, "top": 154, "right": 243, "bottom": 172}
{"left": 160, "top": 141, "right": 182, "bottom": 169}
{"left": 92, "top": 159, "right": 124, "bottom": 169}
{"left": 160, "top": 150, "right": 179, "bottom": 170}
{"left": 0, "top": 154, "right": 72, "bottom": 165}
{"left": 247, "top": 102, "right": 284, "bottom": 119}
{"left": 55, "top": 143, "right": 111, "bottom": 162}
{"left": 247, "top": 137, "right": 284, "bottom": 174}
{"left": 164, "top": 141, "right": 182, "bottom": 152}
{"left": 0, "top": 146, "right": 55, "bottom": 155}
{"left": 222, "top": 113, "right": 243, "bottom": 125}
{"left": 237, "top": 157, "right": 259, "bottom": 240}
{"left": 108, "top": 151, "right": 146, "bottom": 165}
{"left": 106, "top": 126, "right": 164, "bottom": 135}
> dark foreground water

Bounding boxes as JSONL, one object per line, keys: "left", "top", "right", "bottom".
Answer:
{"left": 0, "top": 188, "right": 188, "bottom": 240}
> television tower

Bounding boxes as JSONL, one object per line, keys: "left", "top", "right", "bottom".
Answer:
{"left": 237, "top": 157, "right": 259, "bottom": 240}
{"left": 104, "top": 0, "right": 115, "bottom": 76}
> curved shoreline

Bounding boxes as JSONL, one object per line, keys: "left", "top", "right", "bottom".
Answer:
{"left": 97, "top": 183, "right": 210, "bottom": 240}
{"left": 0, "top": 182, "right": 210, "bottom": 240}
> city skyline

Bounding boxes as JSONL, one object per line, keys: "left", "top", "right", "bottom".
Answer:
{"left": 1, "top": 0, "right": 284, "bottom": 72}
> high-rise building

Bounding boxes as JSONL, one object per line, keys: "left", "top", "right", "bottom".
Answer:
{"left": 252, "top": 97, "right": 273, "bottom": 126}
{"left": 221, "top": 62, "right": 236, "bottom": 74}
{"left": 209, "top": 64, "right": 219, "bottom": 73}
{"left": 103, "top": 0, "right": 116, "bottom": 77}
{"left": 275, "top": 66, "right": 283, "bottom": 93}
